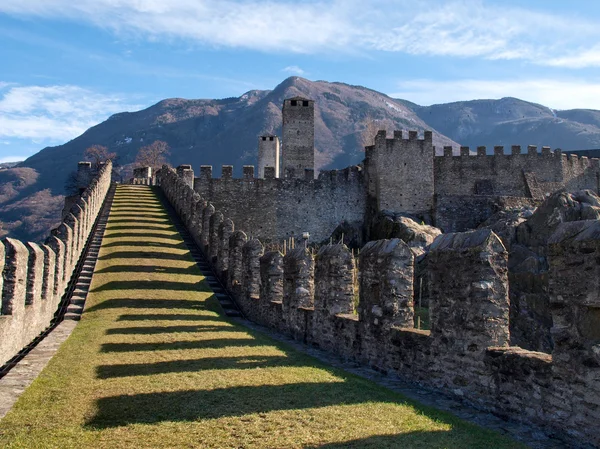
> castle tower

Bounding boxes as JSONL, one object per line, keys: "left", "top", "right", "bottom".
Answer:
{"left": 281, "top": 97, "right": 315, "bottom": 179}
{"left": 364, "top": 130, "right": 434, "bottom": 219}
{"left": 257, "top": 134, "right": 280, "bottom": 178}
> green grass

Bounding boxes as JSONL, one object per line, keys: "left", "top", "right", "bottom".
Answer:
{"left": 0, "top": 185, "right": 524, "bottom": 448}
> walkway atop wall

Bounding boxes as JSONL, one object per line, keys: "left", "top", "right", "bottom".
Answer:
{"left": 0, "top": 185, "right": 521, "bottom": 448}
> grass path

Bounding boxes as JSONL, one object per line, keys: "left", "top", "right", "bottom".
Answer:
{"left": 0, "top": 185, "right": 523, "bottom": 448}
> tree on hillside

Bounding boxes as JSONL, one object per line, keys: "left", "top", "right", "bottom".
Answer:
{"left": 359, "top": 115, "right": 395, "bottom": 149}
{"left": 84, "top": 145, "right": 117, "bottom": 170}
{"left": 135, "top": 140, "right": 171, "bottom": 171}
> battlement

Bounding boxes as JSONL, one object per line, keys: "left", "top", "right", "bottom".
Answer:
{"left": 435, "top": 144, "right": 595, "bottom": 161}
{"left": 366, "top": 129, "right": 435, "bottom": 217}
{"left": 372, "top": 129, "right": 433, "bottom": 146}
{"left": 196, "top": 164, "right": 362, "bottom": 184}
{"left": 1, "top": 160, "right": 113, "bottom": 366}
{"left": 158, "top": 164, "right": 600, "bottom": 446}
{"left": 436, "top": 144, "right": 600, "bottom": 169}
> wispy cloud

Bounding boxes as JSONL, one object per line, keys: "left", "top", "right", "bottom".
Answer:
{"left": 390, "top": 78, "right": 600, "bottom": 110}
{"left": 0, "top": 156, "right": 25, "bottom": 163}
{"left": 0, "top": 84, "right": 144, "bottom": 142}
{"left": 282, "top": 66, "right": 306, "bottom": 76}
{"left": 1, "top": 0, "right": 599, "bottom": 67}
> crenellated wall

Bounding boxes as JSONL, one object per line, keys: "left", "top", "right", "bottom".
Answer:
{"left": 0, "top": 161, "right": 113, "bottom": 366}
{"left": 159, "top": 165, "right": 600, "bottom": 446}
{"left": 193, "top": 164, "right": 366, "bottom": 244}
{"left": 364, "top": 130, "right": 434, "bottom": 219}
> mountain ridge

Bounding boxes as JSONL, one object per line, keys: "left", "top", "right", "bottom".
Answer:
{"left": 4, "top": 76, "right": 600, "bottom": 242}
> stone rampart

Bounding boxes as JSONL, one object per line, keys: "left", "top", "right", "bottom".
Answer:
{"left": 0, "top": 160, "right": 112, "bottom": 366}
{"left": 193, "top": 164, "right": 365, "bottom": 244}
{"left": 158, "top": 163, "right": 600, "bottom": 447}
{"left": 433, "top": 145, "right": 600, "bottom": 199}
{"left": 365, "top": 130, "right": 434, "bottom": 219}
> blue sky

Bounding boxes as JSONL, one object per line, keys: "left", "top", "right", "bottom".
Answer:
{"left": 1, "top": 0, "right": 600, "bottom": 162}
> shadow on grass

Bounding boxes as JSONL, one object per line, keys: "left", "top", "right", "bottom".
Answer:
{"left": 99, "top": 240, "right": 186, "bottom": 249}
{"left": 94, "top": 265, "right": 198, "bottom": 275}
{"left": 106, "top": 224, "right": 175, "bottom": 232}
{"left": 98, "top": 251, "right": 191, "bottom": 261}
{"left": 85, "top": 298, "right": 207, "bottom": 312}
{"left": 101, "top": 232, "right": 180, "bottom": 240}
{"left": 110, "top": 213, "right": 168, "bottom": 219}
{"left": 105, "top": 324, "right": 230, "bottom": 335}
{"left": 101, "top": 338, "right": 263, "bottom": 352}
{"left": 91, "top": 279, "right": 212, "bottom": 293}
{"left": 96, "top": 355, "right": 292, "bottom": 379}
{"left": 87, "top": 382, "right": 360, "bottom": 427}
{"left": 107, "top": 218, "right": 171, "bottom": 225}
{"left": 304, "top": 432, "right": 476, "bottom": 449}
{"left": 117, "top": 313, "right": 226, "bottom": 322}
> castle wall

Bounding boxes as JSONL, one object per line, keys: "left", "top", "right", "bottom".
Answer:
{"left": 0, "top": 161, "right": 112, "bottom": 366}
{"left": 159, "top": 164, "right": 600, "bottom": 446}
{"left": 281, "top": 98, "right": 314, "bottom": 178}
{"left": 193, "top": 165, "right": 365, "bottom": 245}
{"left": 364, "top": 131, "right": 434, "bottom": 219}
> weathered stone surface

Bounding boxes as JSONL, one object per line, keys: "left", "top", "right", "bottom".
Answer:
{"left": 241, "top": 238, "right": 264, "bottom": 321}
{"left": 25, "top": 242, "right": 44, "bottom": 306}
{"left": 227, "top": 231, "right": 247, "bottom": 299}
{"left": 358, "top": 238, "right": 414, "bottom": 329}
{"left": 0, "top": 241, "right": 4, "bottom": 309}
{"left": 546, "top": 219, "right": 600, "bottom": 446}
{"left": 478, "top": 206, "right": 535, "bottom": 249}
{"left": 429, "top": 229, "right": 510, "bottom": 352}
{"left": 259, "top": 251, "right": 284, "bottom": 329}
{"left": 201, "top": 204, "right": 215, "bottom": 251}
{"left": 517, "top": 190, "right": 600, "bottom": 248}
{"left": 358, "top": 238, "right": 414, "bottom": 369}
{"left": 283, "top": 247, "right": 315, "bottom": 340}
{"left": 40, "top": 245, "right": 56, "bottom": 302}
{"left": 313, "top": 244, "right": 355, "bottom": 352}
{"left": 217, "top": 218, "right": 234, "bottom": 278}
{"left": 46, "top": 236, "right": 65, "bottom": 298}
{"left": 370, "top": 211, "right": 441, "bottom": 255}
{"left": 1, "top": 238, "right": 28, "bottom": 316}
{"left": 209, "top": 211, "right": 224, "bottom": 263}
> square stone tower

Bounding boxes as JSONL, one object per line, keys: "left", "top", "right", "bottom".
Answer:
{"left": 282, "top": 97, "right": 315, "bottom": 179}
{"left": 364, "top": 130, "right": 435, "bottom": 219}
{"left": 258, "top": 134, "right": 280, "bottom": 178}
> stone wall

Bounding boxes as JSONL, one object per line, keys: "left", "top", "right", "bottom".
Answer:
{"left": 364, "top": 130, "right": 434, "bottom": 220}
{"left": 0, "top": 161, "right": 113, "bottom": 366}
{"left": 160, "top": 163, "right": 600, "bottom": 448}
{"left": 193, "top": 164, "right": 365, "bottom": 245}
{"left": 434, "top": 146, "right": 600, "bottom": 197}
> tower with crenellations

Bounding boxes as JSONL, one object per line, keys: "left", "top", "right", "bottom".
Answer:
{"left": 281, "top": 96, "right": 315, "bottom": 178}
{"left": 257, "top": 134, "right": 280, "bottom": 178}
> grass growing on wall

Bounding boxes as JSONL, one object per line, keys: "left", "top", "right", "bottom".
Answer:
{"left": 0, "top": 185, "right": 523, "bottom": 449}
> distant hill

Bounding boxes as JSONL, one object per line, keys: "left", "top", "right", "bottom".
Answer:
{"left": 22, "top": 76, "right": 457, "bottom": 195}
{"left": 0, "top": 162, "right": 22, "bottom": 169}
{"left": 404, "top": 97, "right": 600, "bottom": 152}
{"left": 4, "top": 77, "right": 600, "bottom": 242}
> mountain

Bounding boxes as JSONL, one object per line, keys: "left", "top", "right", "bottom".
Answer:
{"left": 22, "top": 76, "right": 456, "bottom": 195}
{"left": 5, "top": 77, "right": 600, "bottom": 242}
{"left": 404, "top": 97, "right": 600, "bottom": 151}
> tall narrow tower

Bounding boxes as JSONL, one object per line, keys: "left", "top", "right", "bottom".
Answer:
{"left": 257, "top": 135, "right": 280, "bottom": 178}
{"left": 281, "top": 97, "right": 315, "bottom": 178}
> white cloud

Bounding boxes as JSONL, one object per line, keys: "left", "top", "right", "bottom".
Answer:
{"left": 282, "top": 66, "right": 306, "bottom": 76}
{"left": 390, "top": 78, "right": 600, "bottom": 110}
{"left": 0, "top": 84, "right": 143, "bottom": 142}
{"left": 1, "top": 0, "right": 599, "bottom": 67}
{"left": 0, "top": 155, "right": 26, "bottom": 163}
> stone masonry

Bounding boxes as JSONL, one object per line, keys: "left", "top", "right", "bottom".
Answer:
{"left": 1, "top": 161, "right": 112, "bottom": 366}
{"left": 159, "top": 160, "right": 600, "bottom": 447}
